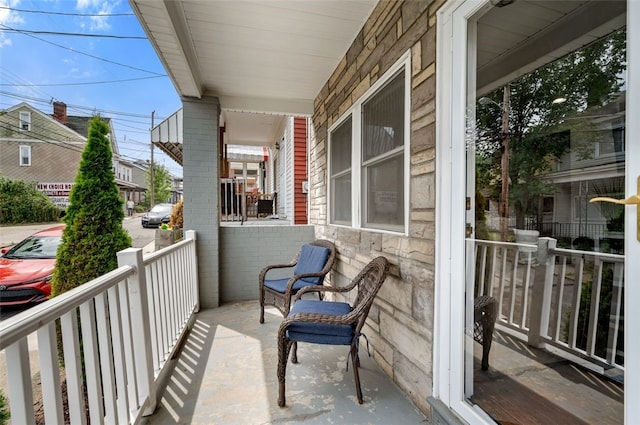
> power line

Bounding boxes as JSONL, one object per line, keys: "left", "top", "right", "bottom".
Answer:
{"left": 0, "top": 90, "right": 166, "bottom": 120}
{"left": 0, "top": 75, "right": 167, "bottom": 87}
{"left": 0, "top": 6, "right": 135, "bottom": 17}
{"left": 0, "top": 24, "right": 165, "bottom": 76}
{"left": 0, "top": 28, "right": 147, "bottom": 39}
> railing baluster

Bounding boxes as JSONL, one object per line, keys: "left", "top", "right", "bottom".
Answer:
{"left": 107, "top": 286, "right": 131, "bottom": 424}
{"left": 499, "top": 247, "right": 508, "bottom": 320}
{"left": 117, "top": 278, "right": 139, "bottom": 412}
{"left": 509, "top": 248, "right": 519, "bottom": 326}
{"left": 553, "top": 259, "right": 567, "bottom": 343}
{"left": 61, "top": 309, "right": 87, "bottom": 425}
{"left": 37, "top": 323, "right": 64, "bottom": 424}
{"left": 586, "top": 259, "right": 603, "bottom": 357}
{"left": 568, "top": 256, "right": 583, "bottom": 351}
{"left": 95, "top": 292, "right": 118, "bottom": 423}
{"left": 79, "top": 300, "right": 105, "bottom": 424}
{"left": 521, "top": 254, "right": 532, "bottom": 329}
{"left": 607, "top": 262, "right": 624, "bottom": 365}
{"left": 5, "top": 338, "right": 35, "bottom": 424}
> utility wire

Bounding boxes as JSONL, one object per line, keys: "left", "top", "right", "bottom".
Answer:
{"left": 0, "top": 28, "right": 147, "bottom": 39}
{"left": 0, "top": 75, "right": 167, "bottom": 87}
{"left": 0, "top": 90, "right": 166, "bottom": 120}
{"left": 0, "top": 24, "right": 166, "bottom": 76}
{"left": 0, "top": 6, "right": 135, "bottom": 17}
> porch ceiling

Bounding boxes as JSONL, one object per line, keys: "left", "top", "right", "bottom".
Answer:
{"left": 131, "top": 0, "right": 625, "bottom": 150}
{"left": 129, "top": 0, "right": 377, "bottom": 147}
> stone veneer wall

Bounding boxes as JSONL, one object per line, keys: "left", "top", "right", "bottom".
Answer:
{"left": 308, "top": 0, "right": 443, "bottom": 414}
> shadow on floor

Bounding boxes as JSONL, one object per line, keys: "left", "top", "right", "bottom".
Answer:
{"left": 142, "top": 301, "right": 428, "bottom": 425}
{"left": 471, "top": 329, "right": 623, "bottom": 425}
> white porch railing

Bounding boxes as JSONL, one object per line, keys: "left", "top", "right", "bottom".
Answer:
{"left": 473, "top": 237, "right": 625, "bottom": 378}
{"left": 0, "top": 230, "right": 199, "bottom": 424}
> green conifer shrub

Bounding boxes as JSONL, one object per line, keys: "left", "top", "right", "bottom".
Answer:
{"left": 0, "top": 388, "right": 9, "bottom": 425}
{"left": 52, "top": 116, "right": 132, "bottom": 296}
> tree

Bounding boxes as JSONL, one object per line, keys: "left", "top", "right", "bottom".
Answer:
{"left": 476, "top": 28, "right": 626, "bottom": 233}
{"left": 144, "top": 163, "right": 172, "bottom": 207}
{"left": 51, "top": 117, "right": 131, "bottom": 296}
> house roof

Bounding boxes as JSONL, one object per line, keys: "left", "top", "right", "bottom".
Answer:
{"left": 1, "top": 102, "right": 86, "bottom": 142}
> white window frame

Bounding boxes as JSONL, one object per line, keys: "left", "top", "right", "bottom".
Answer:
{"left": 19, "top": 111, "right": 31, "bottom": 131}
{"left": 19, "top": 145, "right": 31, "bottom": 166}
{"left": 327, "top": 50, "right": 411, "bottom": 235}
{"left": 328, "top": 116, "right": 353, "bottom": 226}
{"left": 436, "top": 1, "right": 639, "bottom": 423}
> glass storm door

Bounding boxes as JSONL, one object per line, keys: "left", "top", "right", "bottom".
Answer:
{"left": 458, "top": 1, "right": 639, "bottom": 423}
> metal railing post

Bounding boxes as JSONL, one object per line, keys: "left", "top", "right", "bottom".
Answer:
{"left": 528, "top": 237, "right": 557, "bottom": 348}
{"left": 117, "top": 247, "right": 157, "bottom": 415}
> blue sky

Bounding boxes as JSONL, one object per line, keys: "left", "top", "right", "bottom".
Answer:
{"left": 0, "top": 0, "right": 183, "bottom": 177}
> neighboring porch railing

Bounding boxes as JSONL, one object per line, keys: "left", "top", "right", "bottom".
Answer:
{"left": 0, "top": 230, "right": 199, "bottom": 424}
{"left": 473, "top": 237, "right": 624, "bottom": 379}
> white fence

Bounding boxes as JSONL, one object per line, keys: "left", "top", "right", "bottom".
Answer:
{"left": 0, "top": 230, "right": 199, "bottom": 424}
{"left": 473, "top": 237, "right": 624, "bottom": 378}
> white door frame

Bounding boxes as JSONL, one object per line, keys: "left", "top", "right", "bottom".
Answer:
{"left": 434, "top": 1, "right": 639, "bottom": 423}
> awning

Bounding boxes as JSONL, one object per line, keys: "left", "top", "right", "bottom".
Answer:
{"left": 226, "top": 145, "right": 269, "bottom": 162}
{"left": 152, "top": 108, "right": 270, "bottom": 165}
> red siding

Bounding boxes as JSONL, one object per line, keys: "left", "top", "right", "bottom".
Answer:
{"left": 293, "top": 117, "right": 308, "bottom": 224}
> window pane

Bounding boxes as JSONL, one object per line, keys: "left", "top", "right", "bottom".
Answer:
{"left": 362, "top": 71, "right": 404, "bottom": 162}
{"left": 330, "top": 118, "right": 352, "bottom": 175}
{"left": 331, "top": 173, "right": 351, "bottom": 223}
{"left": 20, "top": 146, "right": 30, "bottom": 166}
{"left": 364, "top": 154, "right": 403, "bottom": 228}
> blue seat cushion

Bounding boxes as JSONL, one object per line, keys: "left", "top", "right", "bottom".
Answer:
{"left": 264, "top": 277, "right": 309, "bottom": 294}
{"left": 293, "top": 244, "right": 330, "bottom": 285}
{"left": 286, "top": 300, "right": 355, "bottom": 345}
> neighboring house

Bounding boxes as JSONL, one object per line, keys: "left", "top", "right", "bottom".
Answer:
{"left": 153, "top": 112, "right": 308, "bottom": 224}
{"left": 132, "top": 1, "right": 639, "bottom": 423}
{"left": 0, "top": 101, "right": 144, "bottom": 211}
{"left": 170, "top": 175, "right": 183, "bottom": 204}
{"left": 117, "top": 159, "right": 147, "bottom": 207}
{"left": 541, "top": 92, "right": 626, "bottom": 251}
{"left": 0, "top": 101, "right": 86, "bottom": 209}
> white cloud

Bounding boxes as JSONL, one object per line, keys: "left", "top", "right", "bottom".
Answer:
{"left": 76, "top": 0, "right": 122, "bottom": 31}
{"left": 0, "top": 0, "right": 24, "bottom": 48}
{"left": 0, "top": 0, "right": 25, "bottom": 26}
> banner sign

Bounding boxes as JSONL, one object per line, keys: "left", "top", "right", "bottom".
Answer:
{"left": 37, "top": 182, "right": 74, "bottom": 209}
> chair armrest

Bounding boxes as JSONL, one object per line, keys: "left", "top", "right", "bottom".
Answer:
{"left": 279, "top": 309, "right": 358, "bottom": 331}
{"left": 293, "top": 284, "right": 351, "bottom": 300}
{"left": 258, "top": 261, "right": 296, "bottom": 283}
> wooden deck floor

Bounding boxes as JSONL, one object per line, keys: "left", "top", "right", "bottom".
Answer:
{"left": 470, "top": 329, "right": 624, "bottom": 425}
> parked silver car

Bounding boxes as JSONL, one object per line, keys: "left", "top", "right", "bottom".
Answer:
{"left": 141, "top": 203, "right": 174, "bottom": 228}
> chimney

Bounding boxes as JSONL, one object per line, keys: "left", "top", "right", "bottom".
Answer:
{"left": 53, "top": 101, "right": 67, "bottom": 124}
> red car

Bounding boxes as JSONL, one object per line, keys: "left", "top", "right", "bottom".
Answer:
{"left": 0, "top": 225, "right": 64, "bottom": 307}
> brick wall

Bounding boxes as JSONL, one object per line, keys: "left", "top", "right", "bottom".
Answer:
{"left": 182, "top": 96, "right": 221, "bottom": 309}
{"left": 308, "top": 0, "right": 443, "bottom": 414}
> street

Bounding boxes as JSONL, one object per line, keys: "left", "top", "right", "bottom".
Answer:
{"left": 0, "top": 214, "right": 156, "bottom": 320}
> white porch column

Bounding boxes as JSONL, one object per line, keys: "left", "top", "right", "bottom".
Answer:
{"left": 182, "top": 96, "right": 221, "bottom": 308}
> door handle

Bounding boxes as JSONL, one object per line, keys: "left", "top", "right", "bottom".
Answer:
{"left": 589, "top": 176, "right": 640, "bottom": 242}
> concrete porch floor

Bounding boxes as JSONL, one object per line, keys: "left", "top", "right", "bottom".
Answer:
{"left": 141, "top": 300, "right": 429, "bottom": 425}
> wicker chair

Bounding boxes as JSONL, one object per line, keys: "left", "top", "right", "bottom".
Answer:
{"left": 276, "top": 256, "right": 389, "bottom": 407}
{"left": 259, "top": 240, "right": 336, "bottom": 323}
{"left": 473, "top": 295, "right": 497, "bottom": 370}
